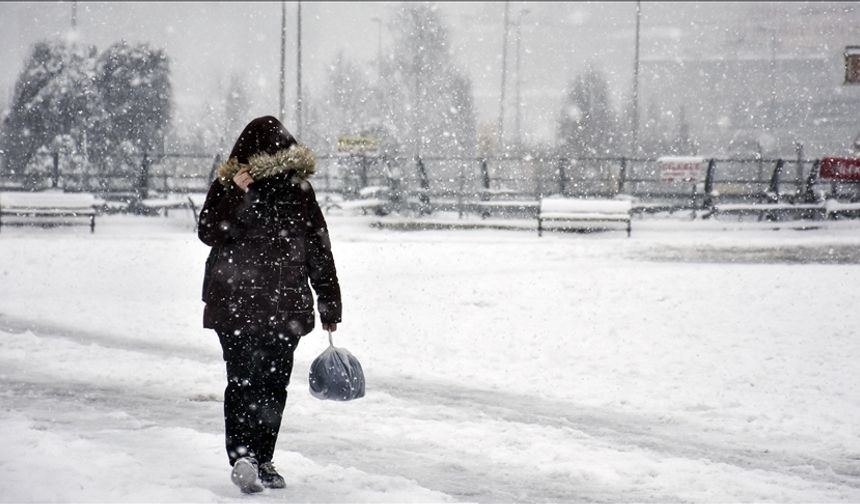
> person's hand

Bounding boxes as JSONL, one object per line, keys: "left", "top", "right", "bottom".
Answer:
{"left": 233, "top": 165, "right": 254, "bottom": 192}
{"left": 322, "top": 323, "right": 338, "bottom": 332}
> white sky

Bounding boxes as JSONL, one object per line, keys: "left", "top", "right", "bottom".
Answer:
{"left": 0, "top": 2, "right": 641, "bottom": 145}
{"left": 1, "top": 2, "right": 856, "bottom": 146}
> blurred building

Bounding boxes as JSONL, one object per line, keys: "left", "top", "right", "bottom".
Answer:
{"left": 639, "top": 2, "right": 860, "bottom": 159}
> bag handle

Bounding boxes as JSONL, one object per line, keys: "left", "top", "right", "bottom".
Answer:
{"left": 327, "top": 330, "right": 334, "bottom": 347}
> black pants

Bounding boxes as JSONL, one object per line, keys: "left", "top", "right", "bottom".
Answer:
{"left": 217, "top": 327, "right": 300, "bottom": 466}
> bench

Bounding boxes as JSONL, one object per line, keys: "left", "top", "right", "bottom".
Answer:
{"left": 708, "top": 157, "right": 860, "bottom": 222}
{"left": 470, "top": 199, "right": 539, "bottom": 218}
{"left": 141, "top": 196, "right": 195, "bottom": 217}
{"left": 824, "top": 199, "right": 860, "bottom": 219}
{"left": 140, "top": 193, "right": 207, "bottom": 220}
{"left": 710, "top": 202, "right": 826, "bottom": 221}
{"left": 703, "top": 159, "right": 822, "bottom": 221}
{"left": 632, "top": 200, "right": 700, "bottom": 216}
{"left": 538, "top": 197, "right": 632, "bottom": 237}
{"left": 324, "top": 187, "right": 389, "bottom": 216}
{"left": 0, "top": 191, "right": 98, "bottom": 233}
{"left": 330, "top": 198, "right": 388, "bottom": 215}
{"left": 804, "top": 158, "right": 860, "bottom": 215}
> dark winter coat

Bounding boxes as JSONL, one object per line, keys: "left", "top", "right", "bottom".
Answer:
{"left": 198, "top": 144, "right": 341, "bottom": 337}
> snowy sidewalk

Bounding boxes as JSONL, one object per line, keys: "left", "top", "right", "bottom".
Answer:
{"left": 4, "top": 321, "right": 859, "bottom": 502}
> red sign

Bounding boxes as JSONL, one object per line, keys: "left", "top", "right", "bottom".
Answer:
{"left": 846, "top": 46, "right": 860, "bottom": 85}
{"left": 820, "top": 157, "right": 860, "bottom": 181}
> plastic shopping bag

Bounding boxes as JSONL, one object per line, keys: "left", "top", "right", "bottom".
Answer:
{"left": 309, "top": 331, "right": 365, "bottom": 401}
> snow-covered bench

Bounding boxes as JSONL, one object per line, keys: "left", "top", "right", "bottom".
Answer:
{"left": 470, "top": 199, "right": 539, "bottom": 218}
{"left": 824, "top": 199, "right": 860, "bottom": 219}
{"left": 707, "top": 158, "right": 860, "bottom": 222}
{"left": 332, "top": 198, "right": 387, "bottom": 215}
{"left": 0, "top": 191, "right": 98, "bottom": 233}
{"left": 710, "top": 202, "right": 827, "bottom": 221}
{"left": 139, "top": 192, "right": 204, "bottom": 213}
{"left": 537, "top": 197, "right": 632, "bottom": 237}
{"left": 474, "top": 189, "right": 538, "bottom": 216}
{"left": 141, "top": 194, "right": 198, "bottom": 217}
{"left": 325, "top": 186, "right": 389, "bottom": 216}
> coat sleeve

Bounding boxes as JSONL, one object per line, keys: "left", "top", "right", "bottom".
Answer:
{"left": 197, "top": 180, "right": 247, "bottom": 247}
{"left": 304, "top": 183, "right": 342, "bottom": 324}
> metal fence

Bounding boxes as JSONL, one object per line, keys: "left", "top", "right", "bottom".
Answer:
{"left": 1, "top": 151, "right": 857, "bottom": 211}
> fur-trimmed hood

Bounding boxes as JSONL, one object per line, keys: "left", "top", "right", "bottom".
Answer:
{"left": 217, "top": 144, "right": 316, "bottom": 187}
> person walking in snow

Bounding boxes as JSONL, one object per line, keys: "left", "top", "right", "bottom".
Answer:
{"left": 197, "top": 115, "right": 342, "bottom": 493}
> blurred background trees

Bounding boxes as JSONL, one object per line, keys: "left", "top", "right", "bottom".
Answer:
{"left": 1, "top": 38, "right": 172, "bottom": 176}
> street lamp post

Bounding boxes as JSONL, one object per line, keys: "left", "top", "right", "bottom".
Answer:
{"left": 297, "top": 0, "right": 303, "bottom": 138}
{"left": 769, "top": 30, "right": 777, "bottom": 127}
{"left": 515, "top": 9, "right": 530, "bottom": 150}
{"left": 412, "top": 9, "right": 422, "bottom": 159}
{"left": 631, "top": 0, "right": 641, "bottom": 157}
{"left": 371, "top": 17, "right": 383, "bottom": 82}
{"left": 279, "top": 1, "right": 286, "bottom": 124}
{"left": 496, "top": 1, "right": 510, "bottom": 154}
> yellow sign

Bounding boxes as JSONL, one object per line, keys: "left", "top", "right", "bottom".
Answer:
{"left": 336, "top": 136, "right": 380, "bottom": 156}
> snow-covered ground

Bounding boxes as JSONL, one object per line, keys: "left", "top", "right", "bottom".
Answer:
{"left": 2, "top": 210, "right": 860, "bottom": 502}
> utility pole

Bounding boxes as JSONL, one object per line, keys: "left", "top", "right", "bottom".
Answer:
{"left": 631, "top": 0, "right": 641, "bottom": 157}
{"left": 296, "top": 0, "right": 303, "bottom": 138}
{"left": 71, "top": 1, "right": 77, "bottom": 29}
{"left": 279, "top": 1, "right": 286, "bottom": 124}
{"left": 497, "top": 1, "right": 510, "bottom": 154}
{"left": 515, "top": 9, "right": 530, "bottom": 150}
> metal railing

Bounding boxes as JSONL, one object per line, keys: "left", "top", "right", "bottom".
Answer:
{"left": 1, "top": 151, "right": 857, "bottom": 213}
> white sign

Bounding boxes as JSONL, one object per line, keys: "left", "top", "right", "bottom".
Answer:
{"left": 658, "top": 156, "right": 707, "bottom": 183}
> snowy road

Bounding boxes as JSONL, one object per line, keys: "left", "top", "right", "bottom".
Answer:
{"left": 2, "top": 214, "right": 860, "bottom": 502}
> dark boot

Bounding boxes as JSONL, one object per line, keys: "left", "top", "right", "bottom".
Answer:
{"left": 258, "top": 461, "right": 286, "bottom": 489}
{"left": 231, "top": 457, "right": 264, "bottom": 494}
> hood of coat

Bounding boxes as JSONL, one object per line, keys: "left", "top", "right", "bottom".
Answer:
{"left": 217, "top": 144, "right": 316, "bottom": 187}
